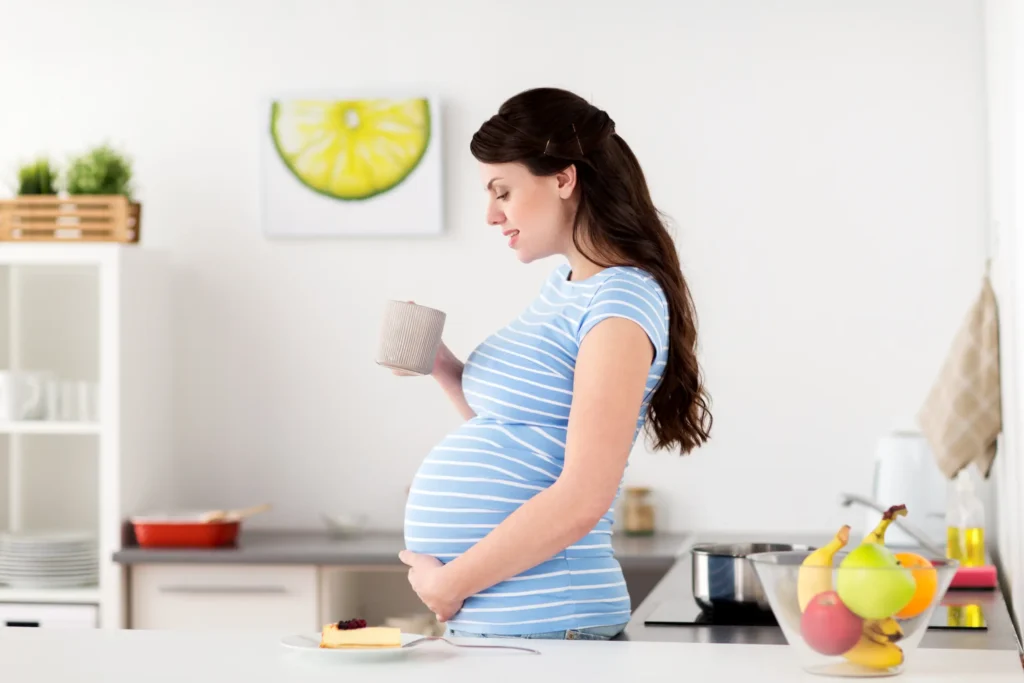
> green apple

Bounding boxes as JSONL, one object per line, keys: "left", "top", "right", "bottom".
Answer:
{"left": 835, "top": 543, "right": 916, "bottom": 619}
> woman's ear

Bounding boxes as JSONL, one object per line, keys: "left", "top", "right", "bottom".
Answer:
{"left": 555, "top": 164, "right": 577, "bottom": 199}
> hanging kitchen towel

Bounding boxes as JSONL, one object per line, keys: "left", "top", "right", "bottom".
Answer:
{"left": 917, "top": 274, "right": 1001, "bottom": 479}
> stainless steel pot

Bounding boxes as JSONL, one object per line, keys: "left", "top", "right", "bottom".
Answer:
{"left": 691, "top": 542, "right": 813, "bottom": 614}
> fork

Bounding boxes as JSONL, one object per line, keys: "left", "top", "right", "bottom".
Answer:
{"left": 403, "top": 636, "right": 541, "bottom": 655}
{"left": 297, "top": 634, "right": 540, "bottom": 655}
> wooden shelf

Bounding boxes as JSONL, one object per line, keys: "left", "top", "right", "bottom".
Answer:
{"left": 0, "top": 585, "right": 100, "bottom": 604}
{"left": 0, "top": 421, "right": 100, "bottom": 435}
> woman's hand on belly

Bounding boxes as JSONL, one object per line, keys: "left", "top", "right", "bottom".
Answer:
{"left": 399, "top": 550, "right": 465, "bottom": 622}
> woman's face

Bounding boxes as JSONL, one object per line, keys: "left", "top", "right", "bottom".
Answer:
{"left": 479, "top": 162, "right": 578, "bottom": 264}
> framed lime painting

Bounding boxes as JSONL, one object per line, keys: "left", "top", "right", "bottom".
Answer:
{"left": 261, "top": 94, "right": 443, "bottom": 237}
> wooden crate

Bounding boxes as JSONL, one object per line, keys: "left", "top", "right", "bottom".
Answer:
{"left": 0, "top": 195, "right": 141, "bottom": 243}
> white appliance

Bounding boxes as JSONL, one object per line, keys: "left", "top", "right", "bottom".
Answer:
{"left": 867, "top": 431, "right": 948, "bottom": 548}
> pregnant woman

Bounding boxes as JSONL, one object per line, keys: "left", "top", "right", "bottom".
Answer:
{"left": 397, "top": 87, "right": 712, "bottom": 641}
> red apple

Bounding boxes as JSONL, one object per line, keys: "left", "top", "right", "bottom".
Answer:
{"left": 800, "top": 591, "right": 863, "bottom": 655}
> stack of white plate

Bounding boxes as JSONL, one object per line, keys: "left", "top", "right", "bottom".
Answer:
{"left": 0, "top": 532, "right": 98, "bottom": 589}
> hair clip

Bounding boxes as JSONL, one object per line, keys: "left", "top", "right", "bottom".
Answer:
{"left": 572, "top": 123, "right": 584, "bottom": 156}
{"left": 544, "top": 139, "right": 552, "bottom": 155}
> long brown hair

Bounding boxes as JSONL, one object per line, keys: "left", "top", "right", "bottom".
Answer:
{"left": 470, "top": 87, "right": 712, "bottom": 454}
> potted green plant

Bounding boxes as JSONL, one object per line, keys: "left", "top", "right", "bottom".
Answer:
{"left": 65, "top": 143, "right": 135, "bottom": 198}
{"left": 16, "top": 157, "right": 59, "bottom": 195}
{"left": 0, "top": 144, "right": 141, "bottom": 242}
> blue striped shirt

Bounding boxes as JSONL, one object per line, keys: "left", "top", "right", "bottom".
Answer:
{"left": 403, "top": 262, "right": 669, "bottom": 635}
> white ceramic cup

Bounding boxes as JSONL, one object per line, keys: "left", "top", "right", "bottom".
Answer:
{"left": 375, "top": 300, "right": 446, "bottom": 376}
{"left": 0, "top": 371, "right": 53, "bottom": 421}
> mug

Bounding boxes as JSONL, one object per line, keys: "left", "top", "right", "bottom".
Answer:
{"left": 375, "top": 301, "right": 446, "bottom": 376}
{"left": 0, "top": 371, "right": 52, "bottom": 421}
{"left": 50, "top": 380, "right": 99, "bottom": 422}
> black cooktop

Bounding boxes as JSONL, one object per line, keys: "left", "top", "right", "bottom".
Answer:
{"left": 644, "top": 600, "right": 987, "bottom": 630}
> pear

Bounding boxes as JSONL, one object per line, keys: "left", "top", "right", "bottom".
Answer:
{"left": 836, "top": 505, "right": 916, "bottom": 619}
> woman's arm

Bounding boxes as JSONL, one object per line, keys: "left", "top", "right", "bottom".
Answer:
{"left": 432, "top": 342, "right": 477, "bottom": 421}
{"left": 392, "top": 301, "right": 476, "bottom": 421}
{"left": 421, "top": 317, "right": 653, "bottom": 613}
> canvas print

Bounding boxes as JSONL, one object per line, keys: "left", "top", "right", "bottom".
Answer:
{"left": 261, "top": 94, "right": 442, "bottom": 237}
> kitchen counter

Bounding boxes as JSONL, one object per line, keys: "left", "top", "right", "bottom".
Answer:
{"left": 112, "top": 529, "right": 689, "bottom": 570}
{"left": 111, "top": 528, "right": 1022, "bottom": 655}
{"left": 2, "top": 627, "right": 1021, "bottom": 682}
{"left": 622, "top": 530, "right": 1023, "bottom": 653}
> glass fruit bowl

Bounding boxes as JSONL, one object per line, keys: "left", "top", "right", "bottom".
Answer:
{"left": 747, "top": 549, "right": 958, "bottom": 678}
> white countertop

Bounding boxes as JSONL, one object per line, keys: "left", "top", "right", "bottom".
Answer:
{"left": 1, "top": 628, "right": 1020, "bottom": 682}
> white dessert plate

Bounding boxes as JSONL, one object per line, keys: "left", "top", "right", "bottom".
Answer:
{"left": 280, "top": 632, "right": 419, "bottom": 658}
{"left": 280, "top": 633, "right": 542, "bottom": 657}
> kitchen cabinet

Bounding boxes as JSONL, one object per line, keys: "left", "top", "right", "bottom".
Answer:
{"left": 128, "top": 563, "right": 391, "bottom": 632}
{"left": 130, "top": 564, "right": 319, "bottom": 632}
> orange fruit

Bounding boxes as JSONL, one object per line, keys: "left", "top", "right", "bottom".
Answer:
{"left": 893, "top": 552, "right": 939, "bottom": 619}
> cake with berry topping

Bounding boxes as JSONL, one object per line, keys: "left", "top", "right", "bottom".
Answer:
{"left": 319, "top": 619, "right": 402, "bottom": 649}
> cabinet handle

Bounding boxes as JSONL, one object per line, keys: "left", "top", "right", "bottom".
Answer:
{"left": 158, "top": 585, "right": 288, "bottom": 595}
{"left": 5, "top": 621, "right": 40, "bottom": 627}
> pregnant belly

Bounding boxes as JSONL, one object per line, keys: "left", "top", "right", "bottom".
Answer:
{"left": 403, "top": 508, "right": 509, "bottom": 560}
{"left": 403, "top": 424, "right": 564, "bottom": 561}
{"left": 403, "top": 466, "right": 545, "bottom": 561}
{"left": 402, "top": 424, "right": 626, "bottom": 634}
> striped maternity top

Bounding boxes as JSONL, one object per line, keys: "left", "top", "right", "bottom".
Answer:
{"left": 403, "top": 262, "right": 670, "bottom": 635}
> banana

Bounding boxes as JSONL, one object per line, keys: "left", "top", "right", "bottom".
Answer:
{"left": 862, "top": 504, "right": 907, "bottom": 544}
{"left": 841, "top": 632, "right": 904, "bottom": 670}
{"left": 797, "top": 524, "right": 851, "bottom": 612}
{"left": 862, "top": 617, "right": 904, "bottom": 645}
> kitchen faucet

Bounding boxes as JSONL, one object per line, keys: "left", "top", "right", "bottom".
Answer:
{"left": 838, "top": 492, "right": 946, "bottom": 558}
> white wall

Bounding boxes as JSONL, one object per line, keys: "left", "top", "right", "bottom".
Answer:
{"left": 0, "top": 0, "right": 989, "bottom": 534}
{"left": 984, "top": 0, "right": 1024, "bottom": 630}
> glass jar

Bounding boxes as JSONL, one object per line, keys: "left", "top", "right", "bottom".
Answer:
{"left": 623, "top": 486, "right": 655, "bottom": 536}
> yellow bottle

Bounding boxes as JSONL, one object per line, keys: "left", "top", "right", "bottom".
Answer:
{"left": 946, "top": 468, "right": 986, "bottom": 567}
{"left": 946, "top": 526, "right": 986, "bottom": 567}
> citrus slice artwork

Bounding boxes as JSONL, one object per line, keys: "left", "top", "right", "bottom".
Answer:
{"left": 270, "top": 98, "right": 432, "bottom": 201}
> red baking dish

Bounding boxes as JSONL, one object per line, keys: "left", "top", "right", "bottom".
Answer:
{"left": 131, "top": 513, "right": 240, "bottom": 548}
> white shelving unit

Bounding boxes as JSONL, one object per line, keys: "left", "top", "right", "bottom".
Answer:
{"left": 0, "top": 243, "right": 173, "bottom": 629}
{"left": 0, "top": 586, "right": 102, "bottom": 605}
{"left": 0, "top": 422, "right": 102, "bottom": 435}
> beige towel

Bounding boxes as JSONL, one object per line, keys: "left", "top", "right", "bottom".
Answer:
{"left": 917, "top": 274, "right": 1002, "bottom": 479}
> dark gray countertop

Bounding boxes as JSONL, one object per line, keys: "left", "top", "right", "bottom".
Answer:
{"left": 621, "top": 530, "right": 1022, "bottom": 652}
{"left": 112, "top": 529, "right": 689, "bottom": 570}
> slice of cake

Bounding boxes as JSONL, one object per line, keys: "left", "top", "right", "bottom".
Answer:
{"left": 319, "top": 619, "right": 402, "bottom": 649}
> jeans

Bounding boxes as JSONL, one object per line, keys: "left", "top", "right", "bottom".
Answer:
{"left": 446, "top": 622, "right": 627, "bottom": 641}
